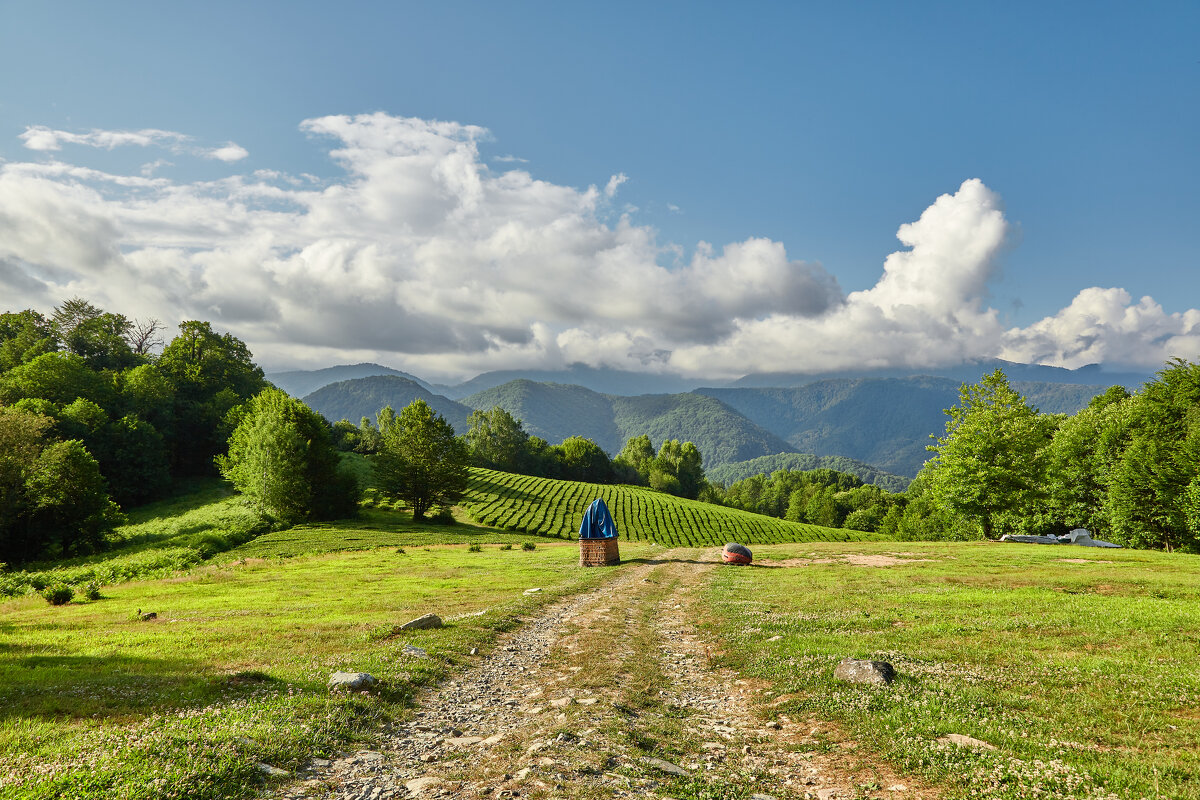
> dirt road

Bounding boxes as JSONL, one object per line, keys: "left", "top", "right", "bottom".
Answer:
{"left": 273, "top": 550, "right": 936, "bottom": 800}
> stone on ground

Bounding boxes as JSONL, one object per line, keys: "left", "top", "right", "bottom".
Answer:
{"left": 399, "top": 613, "right": 443, "bottom": 630}
{"left": 327, "top": 671, "right": 378, "bottom": 692}
{"left": 832, "top": 657, "right": 896, "bottom": 685}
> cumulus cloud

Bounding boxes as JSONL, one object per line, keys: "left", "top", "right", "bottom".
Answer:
{"left": 1, "top": 114, "right": 1196, "bottom": 379}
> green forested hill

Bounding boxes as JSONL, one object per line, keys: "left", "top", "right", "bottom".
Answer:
{"left": 268, "top": 362, "right": 436, "bottom": 398}
{"left": 461, "top": 380, "right": 622, "bottom": 447}
{"left": 608, "top": 393, "right": 795, "bottom": 465}
{"left": 696, "top": 377, "right": 1109, "bottom": 477}
{"left": 304, "top": 375, "right": 472, "bottom": 432}
{"left": 461, "top": 380, "right": 795, "bottom": 464}
{"left": 706, "top": 453, "right": 910, "bottom": 492}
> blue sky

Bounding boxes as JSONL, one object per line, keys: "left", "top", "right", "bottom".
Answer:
{"left": 1, "top": 1, "right": 1197, "bottom": 378}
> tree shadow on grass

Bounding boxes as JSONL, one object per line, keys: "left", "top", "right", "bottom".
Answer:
{"left": 0, "top": 650, "right": 272, "bottom": 723}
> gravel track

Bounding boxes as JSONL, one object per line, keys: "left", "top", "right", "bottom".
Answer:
{"left": 271, "top": 551, "right": 935, "bottom": 800}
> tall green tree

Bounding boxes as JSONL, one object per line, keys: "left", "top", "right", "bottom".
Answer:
{"left": 0, "top": 310, "right": 58, "bottom": 372}
{"left": 614, "top": 434, "right": 655, "bottom": 484}
{"left": 465, "top": 406, "right": 531, "bottom": 472}
{"left": 1105, "top": 359, "right": 1200, "bottom": 551}
{"left": 552, "top": 436, "right": 613, "bottom": 483}
{"left": 0, "top": 406, "right": 122, "bottom": 563}
{"left": 159, "top": 321, "right": 266, "bottom": 474}
{"left": 925, "top": 369, "right": 1055, "bottom": 538}
{"left": 651, "top": 439, "right": 707, "bottom": 499}
{"left": 218, "top": 389, "right": 358, "bottom": 525}
{"left": 373, "top": 399, "right": 469, "bottom": 520}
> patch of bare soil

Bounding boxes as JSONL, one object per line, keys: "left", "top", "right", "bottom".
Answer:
{"left": 1057, "top": 559, "right": 1115, "bottom": 564}
{"left": 272, "top": 552, "right": 937, "bottom": 800}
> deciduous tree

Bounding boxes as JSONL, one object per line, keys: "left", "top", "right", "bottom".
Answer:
{"left": 373, "top": 399, "right": 469, "bottom": 520}
{"left": 925, "top": 370, "right": 1055, "bottom": 538}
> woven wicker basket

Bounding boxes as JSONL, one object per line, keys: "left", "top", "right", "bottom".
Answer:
{"left": 579, "top": 537, "right": 620, "bottom": 566}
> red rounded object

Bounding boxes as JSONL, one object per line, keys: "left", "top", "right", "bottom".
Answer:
{"left": 722, "top": 551, "right": 752, "bottom": 564}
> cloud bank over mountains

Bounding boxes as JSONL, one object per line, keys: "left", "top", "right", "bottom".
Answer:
{"left": 1, "top": 113, "right": 1196, "bottom": 379}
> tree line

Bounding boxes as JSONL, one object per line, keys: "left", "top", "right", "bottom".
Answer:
{"left": 913, "top": 362, "right": 1200, "bottom": 551}
{"left": 1, "top": 301, "right": 269, "bottom": 563}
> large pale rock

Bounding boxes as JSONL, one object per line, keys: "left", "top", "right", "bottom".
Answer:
{"left": 406, "top": 777, "right": 444, "bottom": 795}
{"left": 643, "top": 756, "right": 690, "bottom": 777}
{"left": 400, "top": 613, "right": 443, "bottom": 630}
{"left": 833, "top": 657, "right": 895, "bottom": 686}
{"left": 940, "top": 733, "right": 997, "bottom": 750}
{"left": 327, "top": 671, "right": 378, "bottom": 692}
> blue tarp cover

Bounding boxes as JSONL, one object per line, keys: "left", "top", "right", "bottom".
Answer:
{"left": 578, "top": 498, "right": 619, "bottom": 539}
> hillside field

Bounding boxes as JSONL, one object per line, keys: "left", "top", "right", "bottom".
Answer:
{"left": 461, "top": 467, "right": 881, "bottom": 546}
{"left": 2, "top": 472, "right": 1197, "bottom": 799}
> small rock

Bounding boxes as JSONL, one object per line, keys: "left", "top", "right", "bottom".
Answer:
{"left": 257, "top": 763, "right": 289, "bottom": 777}
{"left": 577, "top": 697, "right": 598, "bottom": 705}
{"left": 447, "top": 736, "right": 485, "bottom": 746}
{"left": 766, "top": 635, "right": 783, "bottom": 642}
{"left": 470, "top": 647, "right": 479, "bottom": 655}
{"left": 328, "top": 671, "right": 378, "bottom": 692}
{"left": 818, "top": 789, "right": 849, "bottom": 800}
{"left": 833, "top": 657, "right": 895, "bottom": 685}
{"left": 482, "top": 733, "right": 505, "bottom": 745}
{"left": 765, "top": 720, "right": 782, "bottom": 730}
{"left": 537, "top": 757, "right": 556, "bottom": 766}
{"left": 400, "top": 613, "right": 444, "bottom": 631}
{"left": 139, "top": 611, "right": 157, "bottom": 621}
{"left": 403, "top": 644, "right": 429, "bottom": 657}
{"left": 940, "top": 733, "right": 997, "bottom": 750}
{"left": 523, "top": 587, "right": 543, "bottom": 595}
{"left": 643, "top": 756, "right": 690, "bottom": 778}
{"left": 406, "top": 776, "right": 444, "bottom": 795}
{"left": 516, "top": 767, "right": 532, "bottom": 779}
{"left": 550, "top": 696, "right": 573, "bottom": 708}
{"left": 750, "top": 794, "right": 780, "bottom": 800}
{"left": 885, "top": 784, "right": 908, "bottom": 792}
{"left": 310, "top": 758, "right": 331, "bottom": 768}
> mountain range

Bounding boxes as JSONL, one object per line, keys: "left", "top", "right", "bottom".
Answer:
{"left": 285, "top": 362, "right": 1128, "bottom": 485}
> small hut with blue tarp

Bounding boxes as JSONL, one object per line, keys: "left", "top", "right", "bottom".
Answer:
{"left": 578, "top": 498, "right": 620, "bottom": 566}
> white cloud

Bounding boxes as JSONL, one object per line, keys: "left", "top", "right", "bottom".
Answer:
{"left": 1, "top": 114, "right": 1196, "bottom": 379}
{"left": 604, "top": 173, "right": 628, "bottom": 199}
{"left": 206, "top": 143, "right": 250, "bottom": 162}
{"left": 19, "top": 125, "right": 248, "bottom": 162}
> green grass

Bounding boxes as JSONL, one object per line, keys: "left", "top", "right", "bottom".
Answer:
{"left": 0, "top": 503, "right": 655, "bottom": 800}
{"left": 463, "top": 467, "right": 884, "bottom": 546}
{"left": 703, "top": 540, "right": 1200, "bottom": 800}
{"left": 0, "top": 480, "right": 270, "bottom": 598}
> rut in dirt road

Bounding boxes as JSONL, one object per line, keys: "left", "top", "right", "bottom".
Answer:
{"left": 273, "top": 550, "right": 936, "bottom": 800}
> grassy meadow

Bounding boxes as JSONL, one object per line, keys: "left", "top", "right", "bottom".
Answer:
{"left": 704, "top": 540, "right": 1200, "bottom": 800}
{"left": 4, "top": 468, "right": 1198, "bottom": 800}
{"left": 0, "top": 487, "right": 654, "bottom": 800}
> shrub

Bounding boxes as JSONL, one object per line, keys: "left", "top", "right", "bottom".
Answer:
{"left": 84, "top": 581, "right": 102, "bottom": 601}
{"left": 467, "top": 543, "right": 482, "bottom": 552}
{"left": 522, "top": 542, "right": 536, "bottom": 551}
{"left": 500, "top": 544, "right": 513, "bottom": 551}
{"left": 429, "top": 507, "right": 456, "bottom": 525}
{"left": 395, "top": 547, "right": 406, "bottom": 555}
{"left": 43, "top": 584, "right": 74, "bottom": 605}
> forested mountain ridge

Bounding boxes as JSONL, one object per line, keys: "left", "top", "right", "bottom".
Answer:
{"left": 694, "top": 377, "right": 1110, "bottom": 477}
{"left": 707, "top": 453, "right": 910, "bottom": 492}
{"left": 303, "top": 372, "right": 1115, "bottom": 478}
{"left": 732, "top": 358, "right": 1150, "bottom": 390}
{"left": 303, "top": 376, "right": 472, "bottom": 434}
{"left": 269, "top": 363, "right": 437, "bottom": 398}
{"left": 459, "top": 380, "right": 794, "bottom": 465}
